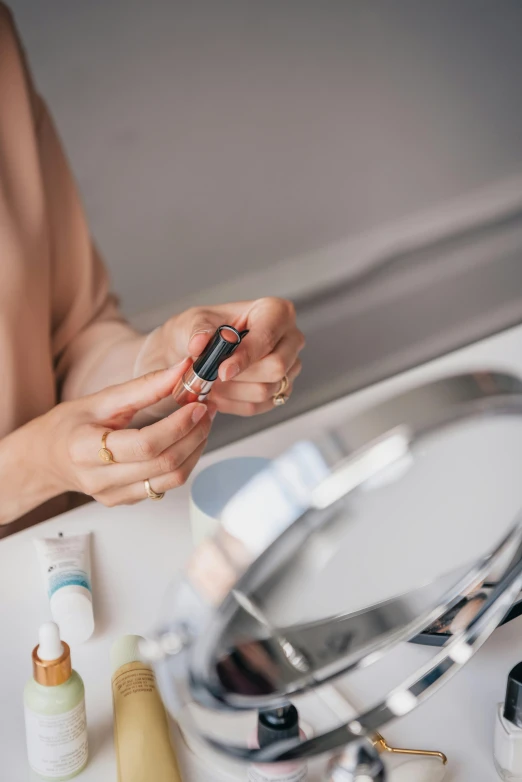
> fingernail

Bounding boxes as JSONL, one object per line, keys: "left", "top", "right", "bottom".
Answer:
{"left": 209, "top": 407, "right": 218, "bottom": 421}
{"left": 189, "top": 328, "right": 212, "bottom": 344}
{"left": 223, "top": 363, "right": 240, "bottom": 381}
{"left": 192, "top": 404, "right": 207, "bottom": 424}
{"left": 170, "top": 357, "right": 189, "bottom": 369}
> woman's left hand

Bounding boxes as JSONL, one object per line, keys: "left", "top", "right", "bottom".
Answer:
{"left": 158, "top": 298, "right": 305, "bottom": 416}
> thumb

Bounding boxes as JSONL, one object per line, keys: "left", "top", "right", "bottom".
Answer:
{"left": 91, "top": 358, "right": 191, "bottom": 426}
{"left": 184, "top": 310, "right": 228, "bottom": 357}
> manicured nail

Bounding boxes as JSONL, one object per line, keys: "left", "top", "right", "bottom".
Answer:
{"left": 170, "top": 357, "right": 189, "bottom": 369}
{"left": 209, "top": 407, "right": 218, "bottom": 421}
{"left": 223, "top": 363, "right": 240, "bottom": 382}
{"left": 189, "top": 328, "right": 212, "bottom": 345}
{"left": 192, "top": 404, "right": 207, "bottom": 424}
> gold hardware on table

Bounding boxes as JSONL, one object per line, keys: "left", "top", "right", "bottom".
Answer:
{"left": 373, "top": 732, "right": 447, "bottom": 765}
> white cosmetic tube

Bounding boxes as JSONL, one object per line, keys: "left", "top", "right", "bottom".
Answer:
{"left": 34, "top": 533, "right": 94, "bottom": 645}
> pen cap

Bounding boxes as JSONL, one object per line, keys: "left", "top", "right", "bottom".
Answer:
{"left": 193, "top": 326, "right": 248, "bottom": 381}
{"left": 504, "top": 662, "right": 522, "bottom": 727}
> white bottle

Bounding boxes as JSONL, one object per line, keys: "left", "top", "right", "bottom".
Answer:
{"left": 494, "top": 662, "right": 522, "bottom": 781}
{"left": 24, "top": 622, "right": 88, "bottom": 780}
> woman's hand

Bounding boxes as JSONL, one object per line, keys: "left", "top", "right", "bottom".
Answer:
{"left": 156, "top": 297, "right": 305, "bottom": 416}
{"left": 40, "top": 360, "right": 214, "bottom": 507}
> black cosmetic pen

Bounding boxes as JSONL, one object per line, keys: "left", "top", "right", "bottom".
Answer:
{"left": 172, "top": 325, "right": 248, "bottom": 406}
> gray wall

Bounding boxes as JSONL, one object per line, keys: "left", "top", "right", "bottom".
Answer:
{"left": 9, "top": 0, "right": 522, "bottom": 317}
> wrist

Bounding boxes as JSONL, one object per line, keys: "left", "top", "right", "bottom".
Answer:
{"left": 0, "top": 414, "right": 63, "bottom": 526}
{"left": 34, "top": 408, "right": 69, "bottom": 498}
{"left": 131, "top": 325, "right": 182, "bottom": 423}
{"left": 133, "top": 326, "right": 169, "bottom": 378}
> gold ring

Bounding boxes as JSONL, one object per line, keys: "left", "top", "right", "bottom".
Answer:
{"left": 98, "top": 431, "right": 116, "bottom": 464}
{"left": 273, "top": 375, "right": 289, "bottom": 406}
{"left": 144, "top": 479, "right": 165, "bottom": 501}
{"left": 276, "top": 375, "right": 289, "bottom": 395}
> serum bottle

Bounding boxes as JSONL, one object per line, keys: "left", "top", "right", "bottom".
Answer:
{"left": 24, "top": 622, "right": 88, "bottom": 780}
{"left": 494, "top": 662, "right": 522, "bottom": 781}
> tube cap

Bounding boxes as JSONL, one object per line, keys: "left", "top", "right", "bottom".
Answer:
{"left": 50, "top": 589, "right": 94, "bottom": 645}
{"left": 504, "top": 662, "right": 522, "bottom": 727}
{"left": 193, "top": 326, "right": 248, "bottom": 381}
{"left": 258, "top": 704, "right": 300, "bottom": 748}
{"left": 110, "top": 634, "right": 146, "bottom": 674}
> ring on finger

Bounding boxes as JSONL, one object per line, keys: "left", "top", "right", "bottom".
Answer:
{"left": 98, "top": 431, "right": 117, "bottom": 464}
{"left": 144, "top": 478, "right": 165, "bottom": 501}
{"left": 276, "top": 375, "right": 289, "bottom": 396}
{"left": 273, "top": 375, "right": 290, "bottom": 406}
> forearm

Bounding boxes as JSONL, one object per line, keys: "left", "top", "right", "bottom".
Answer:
{"left": 60, "top": 326, "right": 175, "bottom": 426}
{"left": 61, "top": 331, "right": 146, "bottom": 400}
{"left": 0, "top": 415, "right": 59, "bottom": 526}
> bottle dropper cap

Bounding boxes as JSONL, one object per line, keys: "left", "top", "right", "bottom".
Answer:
{"left": 32, "top": 622, "right": 72, "bottom": 686}
{"left": 504, "top": 662, "right": 522, "bottom": 727}
{"left": 258, "top": 704, "right": 300, "bottom": 748}
{"left": 192, "top": 326, "right": 248, "bottom": 381}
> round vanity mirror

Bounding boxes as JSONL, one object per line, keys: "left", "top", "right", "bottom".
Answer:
{"left": 143, "top": 372, "right": 522, "bottom": 774}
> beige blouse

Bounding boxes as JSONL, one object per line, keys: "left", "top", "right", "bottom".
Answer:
{"left": 0, "top": 5, "right": 136, "bottom": 535}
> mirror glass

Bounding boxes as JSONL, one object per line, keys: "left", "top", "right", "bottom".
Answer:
{"left": 156, "top": 408, "right": 522, "bottom": 765}
{"left": 259, "top": 416, "right": 522, "bottom": 627}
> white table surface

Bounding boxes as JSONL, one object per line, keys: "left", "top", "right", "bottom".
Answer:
{"left": 3, "top": 324, "right": 522, "bottom": 782}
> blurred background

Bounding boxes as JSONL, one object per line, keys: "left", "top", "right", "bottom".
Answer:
{"left": 10, "top": 0, "right": 522, "bottom": 446}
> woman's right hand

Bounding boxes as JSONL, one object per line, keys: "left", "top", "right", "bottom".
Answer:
{"left": 38, "top": 359, "right": 215, "bottom": 507}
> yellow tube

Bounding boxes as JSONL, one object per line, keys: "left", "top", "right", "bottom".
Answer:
{"left": 111, "top": 635, "right": 182, "bottom": 782}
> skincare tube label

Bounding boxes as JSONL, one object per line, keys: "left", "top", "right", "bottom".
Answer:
{"left": 35, "top": 534, "right": 92, "bottom": 599}
{"left": 25, "top": 699, "right": 88, "bottom": 778}
{"left": 112, "top": 661, "right": 182, "bottom": 782}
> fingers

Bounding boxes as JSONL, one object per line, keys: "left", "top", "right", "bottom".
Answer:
{"left": 90, "top": 359, "right": 191, "bottom": 428}
{"left": 211, "top": 366, "right": 299, "bottom": 417}
{"left": 68, "top": 403, "right": 213, "bottom": 498}
{"left": 87, "top": 402, "right": 209, "bottom": 465}
{"left": 212, "top": 360, "right": 301, "bottom": 404}
{"left": 95, "top": 440, "right": 207, "bottom": 507}
{"left": 176, "top": 302, "right": 249, "bottom": 358}
{"left": 162, "top": 298, "right": 303, "bottom": 392}
{"left": 101, "top": 412, "right": 212, "bottom": 485}
{"left": 211, "top": 397, "right": 280, "bottom": 417}
{"left": 228, "top": 331, "right": 304, "bottom": 383}
{"left": 218, "top": 298, "right": 297, "bottom": 382}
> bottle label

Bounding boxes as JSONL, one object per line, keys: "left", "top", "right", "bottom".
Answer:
{"left": 24, "top": 699, "right": 88, "bottom": 778}
{"left": 247, "top": 764, "right": 307, "bottom": 782}
{"left": 48, "top": 568, "right": 91, "bottom": 598}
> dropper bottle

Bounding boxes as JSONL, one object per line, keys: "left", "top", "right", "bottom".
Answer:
{"left": 24, "top": 622, "right": 88, "bottom": 780}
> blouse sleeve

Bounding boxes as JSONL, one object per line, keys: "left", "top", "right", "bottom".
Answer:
{"left": 37, "top": 98, "right": 140, "bottom": 401}
{"left": 3, "top": 4, "right": 142, "bottom": 402}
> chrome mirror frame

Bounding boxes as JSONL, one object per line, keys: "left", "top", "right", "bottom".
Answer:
{"left": 143, "top": 372, "right": 522, "bottom": 767}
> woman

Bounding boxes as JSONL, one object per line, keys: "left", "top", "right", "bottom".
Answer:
{"left": 0, "top": 5, "right": 304, "bottom": 535}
